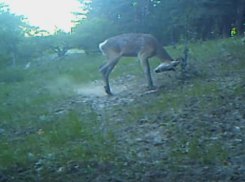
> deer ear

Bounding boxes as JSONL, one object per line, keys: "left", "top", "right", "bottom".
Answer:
{"left": 176, "top": 57, "right": 185, "bottom": 62}
{"left": 170, "top": 60, "right": 180, "bottom": 67}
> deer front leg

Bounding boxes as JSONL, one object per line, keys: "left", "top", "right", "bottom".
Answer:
{"left": 99, "top": 57, "right": 120, "bottom": 95}
{"left": 99, "top": 63, "right": 113, "bottom": 96}
{"left": 139, "top": 56, "right": 155, "bottom": 90}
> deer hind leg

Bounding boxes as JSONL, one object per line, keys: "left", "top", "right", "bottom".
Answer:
{"left": 99, "top": 56, "right": 121, "bottom": 95}
{"left": 138, "top": 54, "right": 154, "bottom": 90}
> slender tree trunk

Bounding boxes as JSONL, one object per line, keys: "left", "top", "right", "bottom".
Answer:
{"left": 236, "top": 3, "right": 245, "bottom": 35}
{"left": 222, "top": 16, "right": 231, "bottom": 38}
{"left": 201, "top": 19, "right": 212, "bottom": 40}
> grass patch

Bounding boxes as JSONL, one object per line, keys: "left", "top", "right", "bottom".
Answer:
{"left": 169, "top": 134, "right": 229, "bottom": 165}
{"left": 123, "top": 80, "right": 222, "bottom": 120}
{"left": 0, "top": 108, "right": 118, "bottom": 172}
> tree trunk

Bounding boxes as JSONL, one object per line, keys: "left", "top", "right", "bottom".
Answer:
{"left": 236, "top": 3, "right": 245, "bottom": 35}
{"left": 201, "top": 19, "right": 212, "bottom": 40}
{"left": 222, "top": 16, "right": 231, "bottom": 38}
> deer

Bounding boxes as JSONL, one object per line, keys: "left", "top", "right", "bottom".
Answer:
{"left": 99, "top": 33, "right": 184, "bottom": 95}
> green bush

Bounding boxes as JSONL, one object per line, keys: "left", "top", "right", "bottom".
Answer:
{"left": 0, "top": 68, "right": 25, "bottom": 83}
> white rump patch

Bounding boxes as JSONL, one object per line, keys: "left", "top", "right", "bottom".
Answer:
{"left": 99, "top": 40, "right": 107, "bottom": 55}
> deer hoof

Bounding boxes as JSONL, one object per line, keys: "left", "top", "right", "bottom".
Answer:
{"left": 147, "top": 85, "right": 157, "bottom": 91}
{"left": 104, "top": 86, "right": 113, "bottom": 96}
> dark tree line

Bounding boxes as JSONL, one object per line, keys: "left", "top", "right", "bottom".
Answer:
{"left": 0, "top": 1, "right": 244, "bottom": 68}
{"left": 75, "top": 0, "right": 245, "bottom": 45}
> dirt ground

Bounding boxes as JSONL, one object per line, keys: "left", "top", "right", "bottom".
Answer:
{"left": 59, "top": 68, "right": 245, "bottom": 182}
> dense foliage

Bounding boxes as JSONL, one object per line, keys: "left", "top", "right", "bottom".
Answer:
{"left": 75, "top": 0, "right": 245, "bottom": 44}
{"left": 0, "top": 0, "right": 244, "bottom": 68}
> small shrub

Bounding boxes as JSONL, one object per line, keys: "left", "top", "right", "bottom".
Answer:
{"left": 0, "top": 68, "right": 26, "bottom": 83}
